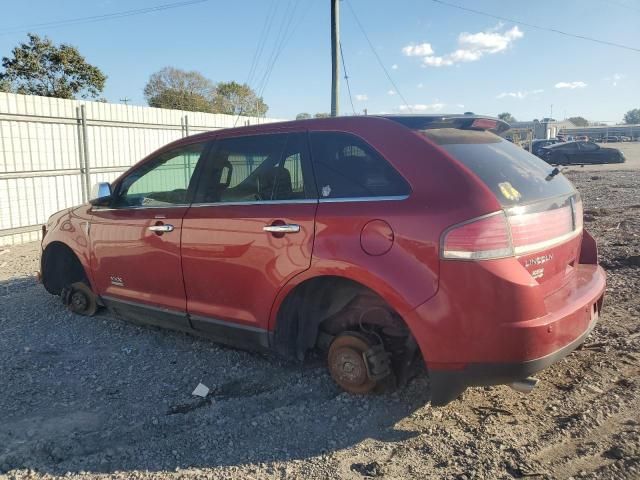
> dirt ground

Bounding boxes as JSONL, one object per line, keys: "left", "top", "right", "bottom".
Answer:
{"left": 0, "top": 167, "right": 639, "bottom": 480}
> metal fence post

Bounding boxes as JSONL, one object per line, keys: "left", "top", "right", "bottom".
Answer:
{"left": 76, "top": 106, "right": 88, "bottom": 203}
{"left": 80, "top": 105, "right": 91, "bottom": 201}
{"left": 184, "top": 115, "right": 189, "bottom": 137}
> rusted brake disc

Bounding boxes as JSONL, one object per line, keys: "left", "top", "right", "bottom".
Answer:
{"left": 328, "top": 332, "right": 381, "bottom": 394}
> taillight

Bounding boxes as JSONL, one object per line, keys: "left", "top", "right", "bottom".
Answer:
{"left": 442, "top": 198, "right": 582, "bottom": 260}
{"left": 509, "top": 205, "right": 574, "bottom": 255}
{"left": 442, "top": 213, "right": 512, "bottom": 260}
{"left": 572, "top": 197, "right": 583, "bottom": 231}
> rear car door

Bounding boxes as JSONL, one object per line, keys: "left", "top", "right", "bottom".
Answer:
{"left": 181, "top": 131, "right": 317, "bottom": 340}
{"left": 90, "top": 141, "right": 209, "bottom": 329}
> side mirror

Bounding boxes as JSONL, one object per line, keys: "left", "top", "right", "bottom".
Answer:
{"left": 90, "top": 182, "right": 112, "bottom": 206}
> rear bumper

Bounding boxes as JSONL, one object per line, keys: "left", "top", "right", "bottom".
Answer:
{"left": 407, "top": 263, "right": 606, "bottom": 406}
{"left": 428, "top": 301, "right": 601, "bottom": 405}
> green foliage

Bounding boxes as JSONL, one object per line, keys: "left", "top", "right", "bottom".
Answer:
{"left": 497, "top": 112, "right": 516, "bottom": 123}
{"left": 144, "top": 69, "right": 268, "bottom": 116}
{"left": 0, "top": 33, "right": 106, "bottom": 99}
{"left": 623, "top": 108, "right": 640, "bottom": 125}
{"left": 314, "top": 113, "right": 330, "bottom": 118}
{"left": 568, "top": 116, "right": 589, "bottom": 127}
{"left": 213, "top": 81, "right": 268, "bottom": 116}
{"left": 144, "top": 67, "right": 215, "bottom": 113}
{"left": 296, "top": 112, "right": 312, "bottom": 120}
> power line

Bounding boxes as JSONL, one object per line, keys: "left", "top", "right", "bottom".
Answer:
{"left": 245, "top": 0, "right": 279, "bottom": 89}
{"left": 339, "top": 42, "right": 356, "bottom": 115}
{"left": 0, "top": 0, "right": 209, "bottom": 36}
{"left": 429, "top": 0, "right": 640, "bottom": 53}
{"left": 344, "top": 0, "right": 412, "bottom": 112}
{"left": 234, "top": 0, "right": 306, "bottom": 126}
{"left": 256, "top": 0, "right": 308, "bottom": 98}
{"left": 602, "top": 0, "right": 640, "bottom": 12}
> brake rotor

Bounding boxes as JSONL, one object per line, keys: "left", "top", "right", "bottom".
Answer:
{"left": 327, "top": 332, "right": 377, "bottom": 394}
{"left": 66, "top": 282, "right": 98, "bottom": 316}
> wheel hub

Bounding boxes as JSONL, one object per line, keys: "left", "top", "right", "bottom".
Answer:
{"left": 327, "top": 333, "right": 381, "bottom": 394}
{"left": 333, "top": 349, "right": 367, "bottom": 385}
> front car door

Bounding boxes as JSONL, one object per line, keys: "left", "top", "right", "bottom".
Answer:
{"left": 90, "top": 140, "right": 210, "bottom": 329}
{"left": 181, "top": 131, "right": 317, "bottom": 344}
{"left": 577, "top": 141, "right": 601, "bottom": 163}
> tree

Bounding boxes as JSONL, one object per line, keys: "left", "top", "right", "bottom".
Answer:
{"left": 0, "top": 33, "right": 106, "bottom": 99}
{"left": 0, "top": 77, "right": 11, "bottom": 93}
{"left": 568, "top": 116, "right": 589, "bottom": 127}
{"left": 212, "top": 81, "right": 268, "bottom": 116}
{"left": 314, "top": 112, "right": 330, "bottom": 118}
{"left": 296, "top": 112, "right": 312, "bottom": 120}
{"left": 497, "top": 112, "right": 516, "bottom": 123}
{"left": 623, "top": 108, "right": 640, "bottom": 125}
{"left": 144, "top": 67, "right": 215, "bottom": 112}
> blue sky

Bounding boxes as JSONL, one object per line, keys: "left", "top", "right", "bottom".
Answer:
{"left": 1, "top": 0, "right": 638, "bottom": 122}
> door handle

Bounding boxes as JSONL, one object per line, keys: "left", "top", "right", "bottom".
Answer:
{"left": 263, "top": 224, "right": 300, "bottom": 234}
{"left": 148, "top": 224, "right": 174, "bottom": 233}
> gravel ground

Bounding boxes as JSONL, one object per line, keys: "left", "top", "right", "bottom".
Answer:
{"left": 0, "top": 169, "right": 639, "bottom": 480}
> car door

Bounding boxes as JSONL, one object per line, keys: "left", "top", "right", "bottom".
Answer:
{"left": 90, "top": 140, "right": 210, "bottom": 329}
{"left": 577, "top": 142, "right": 600, "bottom": 163}
{"left": 181, "top": 131, "right": 317, "bottom": 341}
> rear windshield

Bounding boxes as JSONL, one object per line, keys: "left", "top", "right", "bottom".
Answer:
{"left": 419, "top": 129, "right": 575, "bottom": 206}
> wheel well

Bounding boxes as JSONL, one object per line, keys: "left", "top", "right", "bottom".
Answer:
{"left": 41, "top": 242, "right": 89, "bottom": 295}
{"left": 273, "top": 276, "right": 411, "bottom": 361}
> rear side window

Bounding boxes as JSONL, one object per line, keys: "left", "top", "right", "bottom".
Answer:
{"left": 193, "top": 132, "right": 315, "bottom": 203}
{"left": 309, "top": 132, "right": 410, "bottom": 199}
{"left": 419, "top": 129, "right": 575, "bottom": 206}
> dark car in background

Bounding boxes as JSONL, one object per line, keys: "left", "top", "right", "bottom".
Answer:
{"left": 540, "top": 141, "right": 625, "bottom": 165}
{"left": 530, "top": 139, "right": 559, "bottom": 157}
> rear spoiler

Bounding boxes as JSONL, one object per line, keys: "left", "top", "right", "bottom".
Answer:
{"left": 381, "top": 115, "right": 510, "bottom": 135}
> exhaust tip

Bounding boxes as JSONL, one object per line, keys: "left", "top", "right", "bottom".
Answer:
{"left": 509, "top": 377, "right": 539, "bottom": 394}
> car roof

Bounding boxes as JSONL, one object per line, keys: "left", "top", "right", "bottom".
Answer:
{"left": 182, "top": 114, "right": 510, "bottom": 143}
{"left": 546, "top": 141, "right": 579, "bottom": 149}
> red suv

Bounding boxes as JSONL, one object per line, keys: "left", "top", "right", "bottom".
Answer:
{"left": 40, "top": 115, "right": 606, "bottom": 405}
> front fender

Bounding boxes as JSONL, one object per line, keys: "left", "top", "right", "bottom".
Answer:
{"left": 41, "top": 204, "right": 94, "bottom": 286}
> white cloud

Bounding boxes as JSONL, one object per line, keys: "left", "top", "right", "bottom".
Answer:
{"left": 555, "top": 81, "right": 587, "bottom": 89}
{"left": 606, "top": 73, "right": 624, "bottom": 87}
{"left": 404, "top": 25, "right": 523, "bottom": 68}
{"left": 417, "top": 82, "right": 424, "bottom": 88}
{"left": 387, "top": 89, "right": 396, "bottom": 96}
{"left": 355, "top": 94, "right": 368, "bottom": 101}
{"left": 402, "top": 43, "right": 434, "bottom": 57}
{"left": 496, "top": 88, "right": 543, "bottom": 99}
{"left": 399, "top": 103, "right": 446, "bottom": 112}
{"left": 391, "top": 64, "right": 399, "bottom": 70}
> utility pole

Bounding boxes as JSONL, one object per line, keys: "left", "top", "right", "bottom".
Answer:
{"left": 120, "top": 97, "right": 131, "bottom": 105}
{"left": 330, "top": 0, "right": 340, "bottom": 117}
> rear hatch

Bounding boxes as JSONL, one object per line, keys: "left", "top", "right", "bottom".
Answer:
{"left": 387, "top": 116, "right": 583, "bottom": 288}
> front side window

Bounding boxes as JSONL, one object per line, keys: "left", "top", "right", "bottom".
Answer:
{"left": 194, "top": 132, "right": 315, "bottom": 203}
{"left": 115, "top": 142, "right": 207, "bottom": 208}
{"left": 578, "top": 142, "right": 598, "bottom": 151}
{"left": 309, "top": 132, "right": 410, "bottom": 199}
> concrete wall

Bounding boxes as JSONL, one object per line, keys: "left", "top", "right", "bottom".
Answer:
{"left": 0, "top": 92, "right": 283, "bottom": 245}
